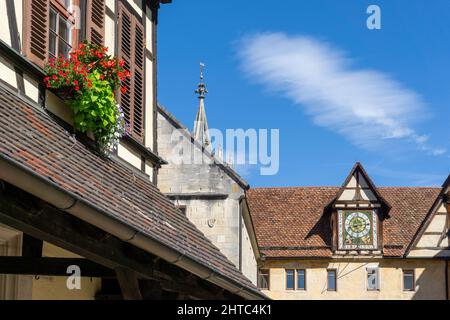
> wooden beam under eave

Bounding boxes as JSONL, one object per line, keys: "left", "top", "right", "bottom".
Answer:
{"left": 139, "top": 279, "right": 162, "bottom": 299}
{"left": 115, "top": 267, "right": 142, "bottom": 300}
{"left": 0, "top": 257, "right": 115, "bottom": 278}
{"left": 22, "top": 233, "right": 43, "bottom": 257}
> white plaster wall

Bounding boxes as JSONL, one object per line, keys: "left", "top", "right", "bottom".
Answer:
{"left": 24, "top": 74, "right": 40, "bottom": 103}
{"left": 262, "top": 259, "right": 447, "bottom": 300}
{"left": 0, "top": 1, "right": 22, "bottom": 46}
{"left": 0, "top": 1, "right": 40, "bottom": 102}
{"left": 0, "top": 56, "right": 18, "bottom": 88}
{"left": 339, "top": 189, "right": 354, "bottom": 201}
{"left": 241, "top": 217, "right": 257, "bottom": 284}
{"left": 117, "top": 142, "right": 142, "bottom": 170}
{"left": 0, "top": 1, "right": 12, "bottom": 46}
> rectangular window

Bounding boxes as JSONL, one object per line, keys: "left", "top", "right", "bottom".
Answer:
{"left": 327, "top": 269, "right": 337, "bottom": 291}
{"left": 403, "top": 270, "right": 415, "bottom": 291}
{"left": 49, "top": 5, "right": 73, "bottom": 59}
{"left": 286, "top": 269, "right": 295, "bottom": 290}
{"left": 257, "top": 269, "right": 270, "bottom": 290}
{"left": 367, "top": 267, "right": 379, "bottom": 291}
{"left": 296, "top": 269, "right": 306, "bottom": 290}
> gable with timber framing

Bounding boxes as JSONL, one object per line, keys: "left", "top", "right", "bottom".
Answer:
{"left": 330, "top": 163, "right": 391, "bottom": 254}
{"left": 333, "top": 162, "right": 390, "bottom": 213}
{"left": 407, "top": 177, "right": 450, "bottom": 258}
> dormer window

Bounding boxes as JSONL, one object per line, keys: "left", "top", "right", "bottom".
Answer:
{"left": 331, "top": 163, "right": 390, "bottom": 254}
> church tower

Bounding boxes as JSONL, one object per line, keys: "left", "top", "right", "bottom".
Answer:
{"left": 193, "top": 63, "right": 212, "bottom": 152}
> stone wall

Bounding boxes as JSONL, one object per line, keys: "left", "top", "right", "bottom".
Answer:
{"left": 157, "top": 110, "right": 257, "bottom": 283}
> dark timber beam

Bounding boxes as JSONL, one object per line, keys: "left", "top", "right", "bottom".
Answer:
{"left": 0, "top": 257, "right": 115, "bottom": 277}
{"left": 115, "top": 267, "right": 142, "bottom": 300}
{"left": 22, "top": 233, "right": 43, "bottom": 257}
{"left": 139, "top": 279, "right": 162, "bottom": 300}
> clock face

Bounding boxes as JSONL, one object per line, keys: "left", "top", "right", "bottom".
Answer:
{"left": 338, "top": 210, "right": 378, "bottom": 250}
{"left": 345, "top": 212, "right": 371, "bottom": 238}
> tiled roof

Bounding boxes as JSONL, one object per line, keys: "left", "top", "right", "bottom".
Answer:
{"left": 247, "top": 186, "right": 441, "bottom": 258}
{"left": 0, "top": 84, "right": 263, "bottom": 298}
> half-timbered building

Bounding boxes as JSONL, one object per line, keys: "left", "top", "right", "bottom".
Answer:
{"left": 248, "top": 163, "right": 450, "bottom": 299}
{"left": 0, "top": 0, "right": 265, "bottom": 300}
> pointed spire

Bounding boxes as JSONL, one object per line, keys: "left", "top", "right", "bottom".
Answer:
{"left": 227, "top": 153, "right": 234, "bottom": 168}
{"left": 217, "top": 143, "right": 223, "bottom": 162}
{"left": 193, "top": 63, "right": 212, "bottom": 151}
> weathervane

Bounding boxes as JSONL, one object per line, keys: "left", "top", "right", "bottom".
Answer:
{"left": 195, "top": 62, "right": 208, "bottom": 99}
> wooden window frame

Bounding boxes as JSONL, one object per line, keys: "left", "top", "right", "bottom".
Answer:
{"left": 327, "top": 269, "right": 337, "bottom": 292}
{"left": 257, "top": 269, "right": 270, "bottom": 290}
{"left": 366, "top": 267, "right": 380, "bottom": 291}
{"left": 402, "top": 269, "right": 415, "bottom": 292}
{"left": 285, "top": 269, "right": 295, "bottom": 291}
{"left": 48, "top": 2, "right": 75, "bottom": 60}
{"left": 296, "top": 269, "right": 306, "bottom": 291}
{"left": 50, "top": 0, "right": 74, "bottom": 20}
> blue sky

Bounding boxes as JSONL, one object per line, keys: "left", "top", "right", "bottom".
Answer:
{"left": 157, "top": 0, "right": 450, "bottom": 187}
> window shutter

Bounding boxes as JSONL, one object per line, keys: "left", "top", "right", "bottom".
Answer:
{"left": 132, "top": 18, "right": 145, "bottom": 142}
{"left": 23, "top": 0, "right": 50, "bottom": 68}
{"left": 118, "top": 4, "right": 133, "bottom": 136}
{"left": 118, "top": 3, "right": 145, "bottom": 143}
{"left": 85, "top": 0, "right": 105, "bottom": 45}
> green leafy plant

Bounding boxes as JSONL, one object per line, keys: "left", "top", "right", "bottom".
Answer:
{"left": 44, "top": 41, "right": 131, "bottom": 153}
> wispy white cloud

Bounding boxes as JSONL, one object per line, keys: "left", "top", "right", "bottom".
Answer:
{"left": 238, "top": 32, "right": 445, "bottom": 156}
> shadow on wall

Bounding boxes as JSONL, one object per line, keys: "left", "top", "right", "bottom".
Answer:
{"left": 412, "top": 263, "right": 448, "bottom": 300}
